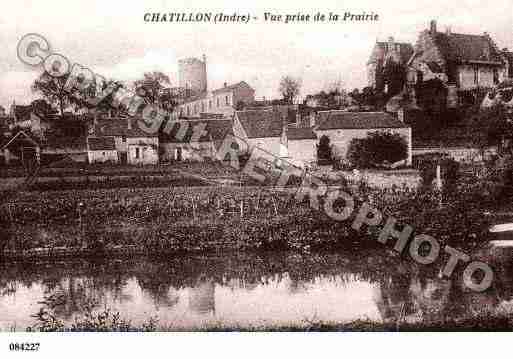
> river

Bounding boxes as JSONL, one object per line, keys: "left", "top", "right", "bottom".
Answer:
{"left": 0, "top": 248, "right": 512, "bottom": 330}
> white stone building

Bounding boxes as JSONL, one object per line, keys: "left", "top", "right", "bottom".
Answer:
{"left": 315, "top": 111, "right": 412, "bottom": 165}
{"left": 89, "top": 117, "right": 159, "bottom": 165}
{"left": 233, "top": 109, "right": 317, "bottom": 167}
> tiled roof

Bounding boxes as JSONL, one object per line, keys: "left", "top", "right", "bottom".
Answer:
{"left": 87, "top": 136, "right": 116, "bottom": 151}
{"left": 161, "top": 119, "right": 233, "bottom": 143}
{"left": 43, "top": 136, "right": 87, "bottom": 149}
{"left": 95, "top": 117, "right": 158, "bottom": 137}
{"left": 212, "top": 81, "right": 253, "bottom": 94}
{"left": 236, "top": 110, "right": 283, "bottom": 138}
{"left": 316, "top": 111, "right": 408, "bottom": 130}
{"left": 287, "top": 127, "right": 317, "bottom": 140}
{"left": 433, "top": 32, "right": 503, "bottom": 64}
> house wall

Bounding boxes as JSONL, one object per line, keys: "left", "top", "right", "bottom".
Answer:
{"left": 413, "top": 146, "right": 497, "bottom": 163}
{"left": 128, "top": 144, "right": 158, "bottom": 165}
{"left": 178, "top": 91, "right": 236, "bottom": 118}
{"left": 233, "top": 86, "right": 255, "bottom": 108}
{"left": 246, "top": 137, "right": 282, "bottom": 161}
{"left": 457, "top": 65, "right": 502, "bottom": 89}
{"left": 287, "top": 139, "right": 317, "bottom": 166}
{"left": 160, "top": 142, "right": 215, "bottom": 162}
{"left": 316, "top": 127, "right": 412, "bottom": 165}
{"left": 125, "top": 137, "right": 159, "bottom": 165}
{"left": 88, "top": 150, "right": 118, "bottom": 164}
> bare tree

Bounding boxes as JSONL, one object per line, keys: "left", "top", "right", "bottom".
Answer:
{"left": 279, "top": 75, "right": 302, "bottom": 104}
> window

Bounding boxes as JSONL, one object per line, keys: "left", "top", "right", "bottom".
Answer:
{"left": 122, "top": 135, "right": 126, "bottom": 142}
{"left": 208, "top": 100, "right": 212, "bottom": 109}
{"left": 201, "top": 102, "right": 205, "bottom": 112}
{"left": 473, "top": 66, "right": 479, "bottom": 85}
{"left": 216, "top": 97, "right": 220, "bottom": 107}
{"left": 102, "top": 152, "right": 106, "bottom": 156}
{"left": 225, "top": 95, "right": 230, "bottom": 105}
{"left": 493, "top": 68, "right": 499, "bottom": 85}
{"left": 187, "top": 106, "right": 190, "bottom": 116}
{"left": 135, "top": 147, "right": 140, "bottom": 159}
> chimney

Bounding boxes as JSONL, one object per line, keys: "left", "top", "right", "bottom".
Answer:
{"left": 202, "top": 54, "right": 206, "bottom": 63}
{"left": 430, "top": 20, "right": 437, "bottom": 35}
{"left": 127, "top": 117, "right": 132, "bottom": 130}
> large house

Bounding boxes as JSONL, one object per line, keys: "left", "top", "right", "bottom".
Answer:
{"left": 367, "top": 37, "right": 414, "bottom": 91}
{"left": 88, "top": 117, "right": 159, "bottom": 165}
{"left": 233, "top": 109, "right": 318, "bottom": 167}
{"left": 315, "top": 111, "right": 412, "bottom": 165}
{"left": 175, "top": 81, "right": 255, "bottom": 118}
{"left": 407, "top": 20, "right": 511, "bottom": 107}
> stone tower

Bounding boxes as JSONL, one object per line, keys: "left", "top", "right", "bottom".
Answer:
{"left": 178, "top": 55, "right": 207, "bottom": 95}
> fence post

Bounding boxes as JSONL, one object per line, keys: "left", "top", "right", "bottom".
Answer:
{"left": 255, "top": 191, "right": 261, "bottom": 212}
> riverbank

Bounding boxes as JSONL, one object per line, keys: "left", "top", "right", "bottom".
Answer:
{"left": 27, "top": 312, "right": 513, "bottom": 332}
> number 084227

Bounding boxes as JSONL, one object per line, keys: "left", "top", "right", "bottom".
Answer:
{"left": 9, "top": 343, "right": 40, "bottom": 351}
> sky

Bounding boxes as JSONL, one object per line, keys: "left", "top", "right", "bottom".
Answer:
{"left": 0, "top": 0, "right": 512, "bottom": 110}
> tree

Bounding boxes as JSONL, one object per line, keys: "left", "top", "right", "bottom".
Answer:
{"left": 30, "top": 99, "right": 56, "bottom": 115}
{"left": 348, "top": 86, "right": 382, "bottom": 110}
{"left": 316, "top": 135, "right": 333, "bottom": 165}
{"left": 382, "top": 59, "right": 406, "bottom": 98}
{"left": 32, "top": 71, "right": 74, "bottom": 115}
{"left": 134, "top": 71, "right": 175, "bottom": 111}
{"left": 347, "top": 131, "right": 408, "bottom": 168}
{"left": 279, "top": 75, "right": 301, "bottom": 104}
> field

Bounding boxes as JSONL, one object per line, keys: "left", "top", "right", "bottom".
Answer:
{"left": 0, "top": 175, "right": 497, "bottom": 259}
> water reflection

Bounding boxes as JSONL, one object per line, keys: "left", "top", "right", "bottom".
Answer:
{"left": 0, "top": 250, "right": 511, "bottom": 330}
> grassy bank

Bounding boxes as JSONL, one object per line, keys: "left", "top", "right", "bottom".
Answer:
{"left": 27, "top": 309, "right": 513, "bottom": 332}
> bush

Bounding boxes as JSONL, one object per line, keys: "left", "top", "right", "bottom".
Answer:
{"left": 347, "top": 131, "right": 408, "bottom": 168}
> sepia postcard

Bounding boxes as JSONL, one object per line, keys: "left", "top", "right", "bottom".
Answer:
{"left": 1, "top": 0, "right": 513, "bottom": 356}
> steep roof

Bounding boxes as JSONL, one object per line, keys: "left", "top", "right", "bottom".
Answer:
{"left": 316, "top": 111, "right": 408, "bottom": 130}
{"left": 87, "top": 136, "right": 116, "bottom": 151}
{"left": 95, "top": 117, "right": 158, "bottom": 138}
{"left": 433, "top": 32, "right": 503, "bottom": 64}
{"left": 371, "top": 41, "right": 414, "bottom": 65}
{"left": 287, "top": 127, "right": 317, "bottom": 140}
{"left": 0, "top": 130, "right": 39, "bottom": 149}
{"left": 236, "top": 110, "right": 283, "bottom": 138}
{"left": 161, "top": 119, "right": 233, "bottom": 143}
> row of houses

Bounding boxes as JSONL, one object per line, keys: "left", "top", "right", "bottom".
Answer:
{"left": 0, "top": 109, "right": 413, "bottom": 168}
